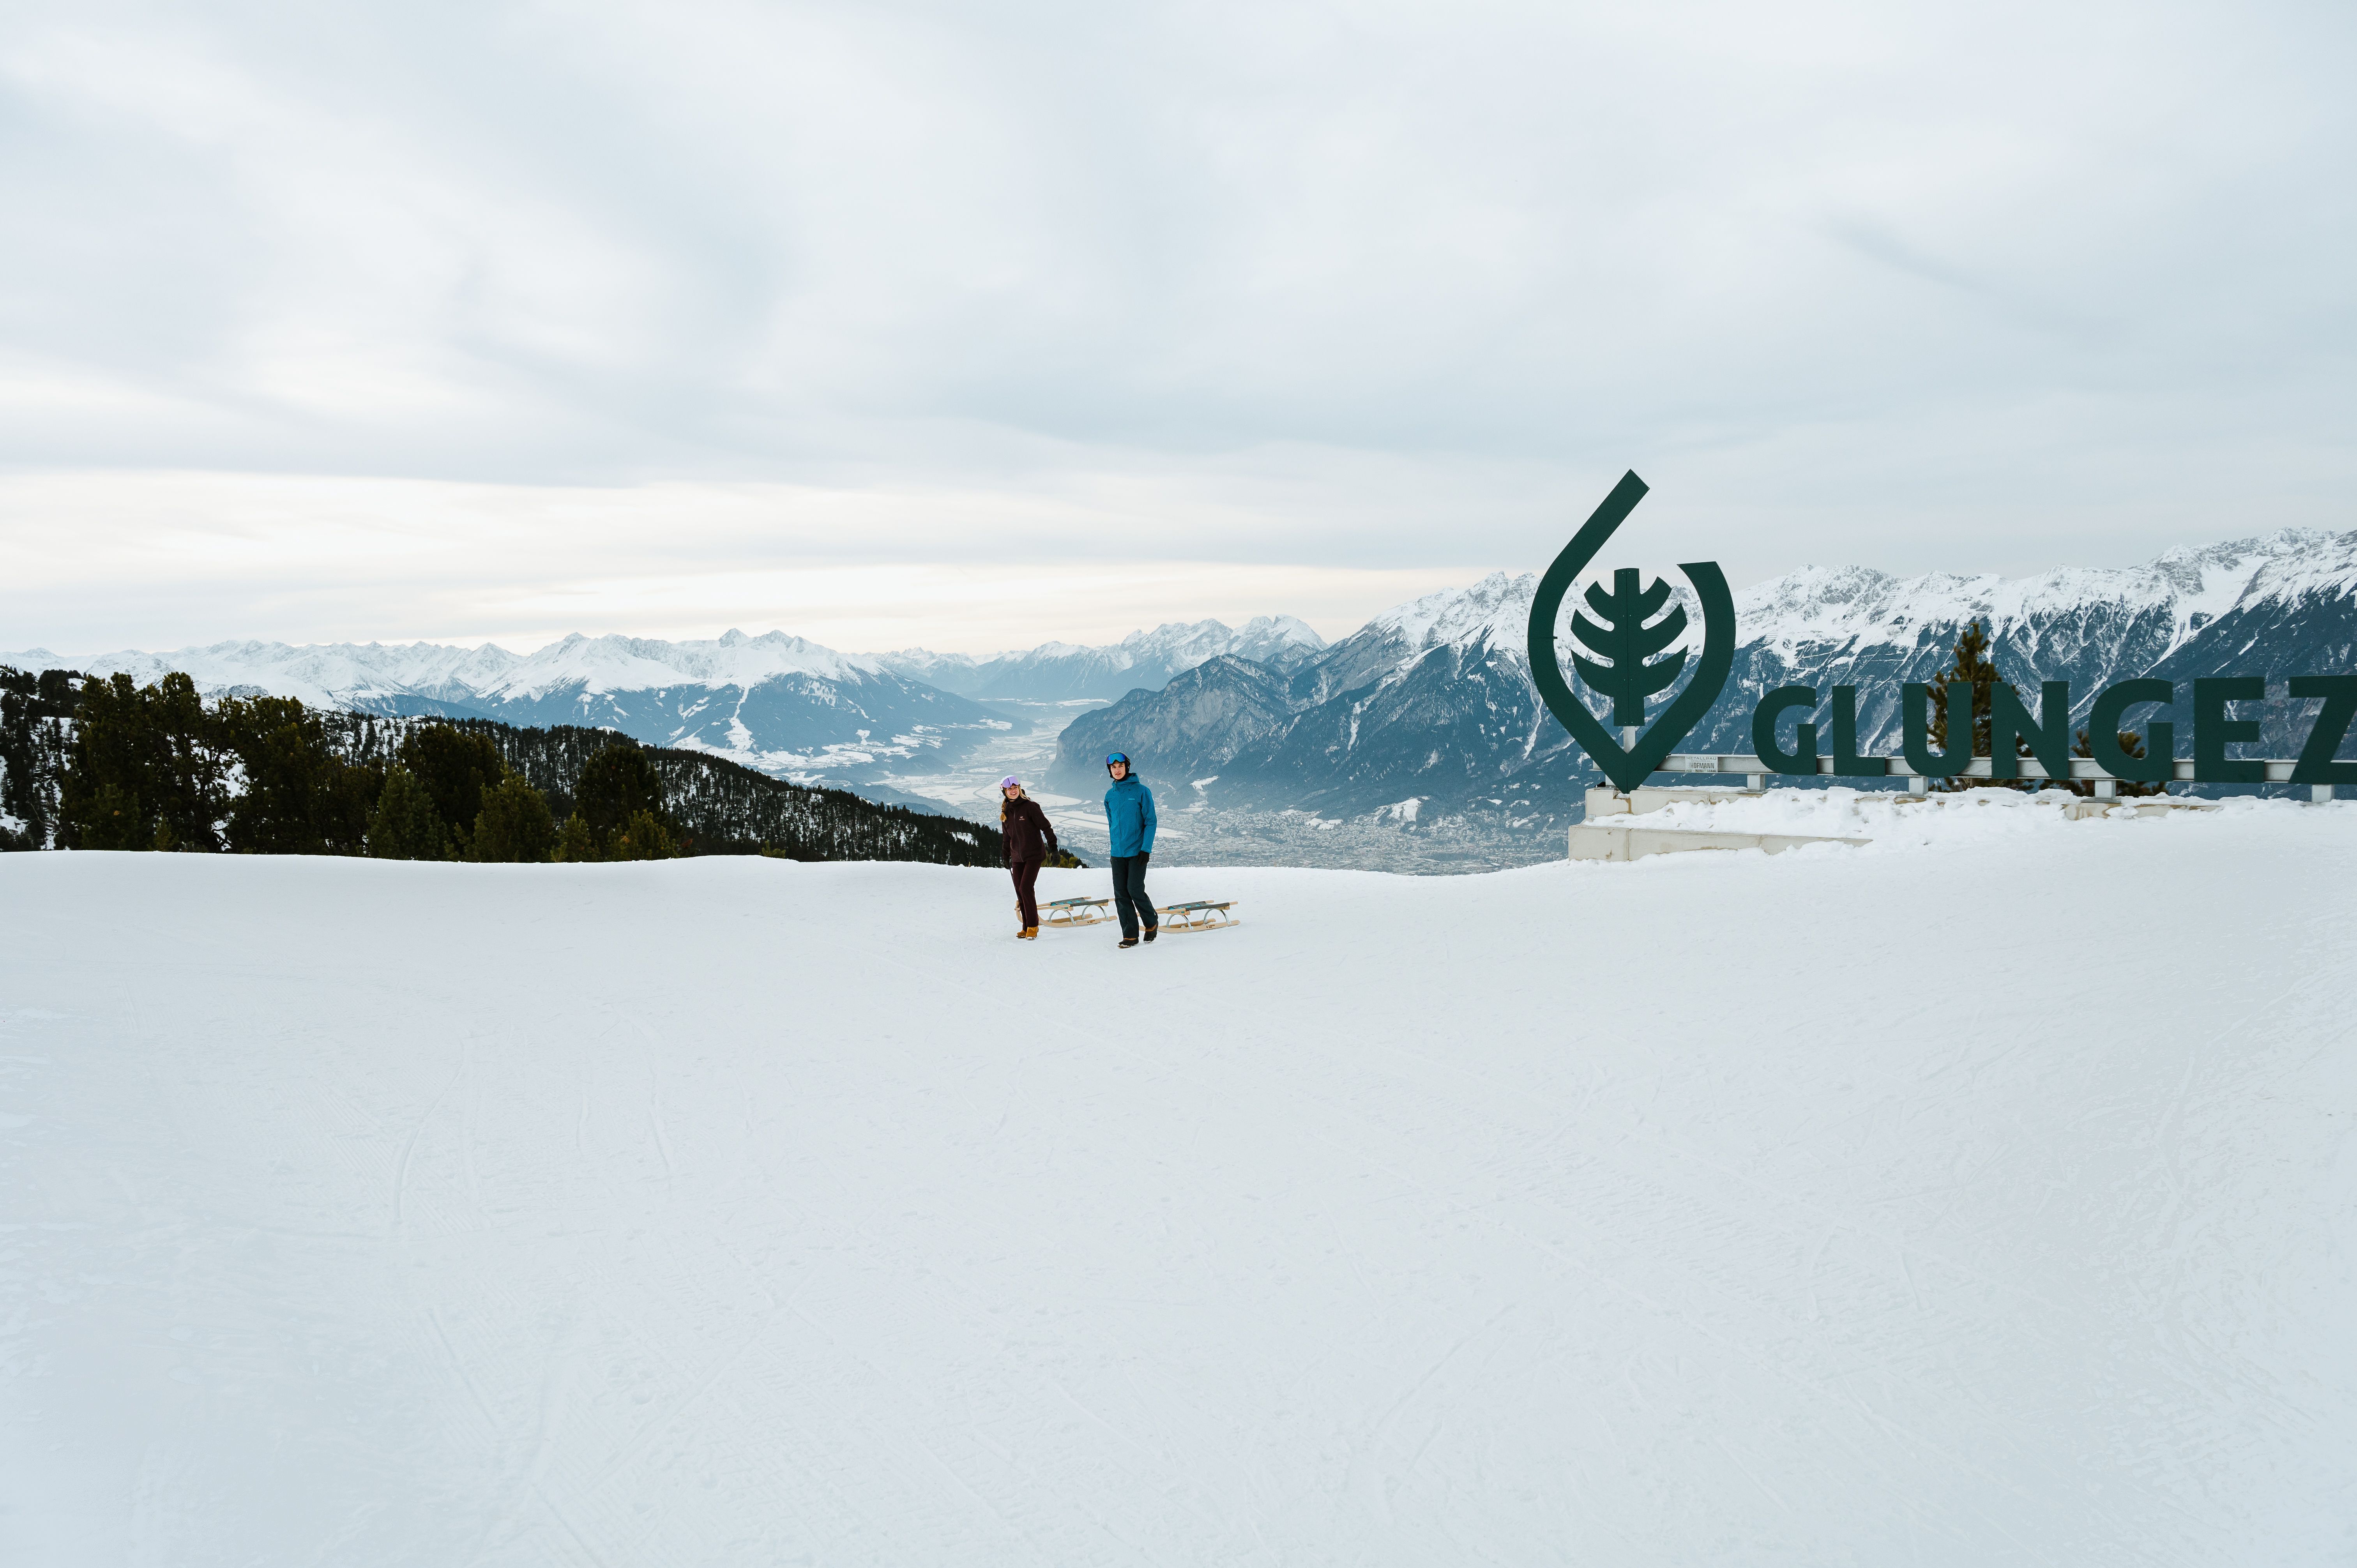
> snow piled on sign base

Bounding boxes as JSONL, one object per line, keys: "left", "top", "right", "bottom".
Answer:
{"left": 3, "top": 804, "right": 2355, "bottom": 1565}
{"left": 1636, "top": 781, "right": 2233, "bottom": 845}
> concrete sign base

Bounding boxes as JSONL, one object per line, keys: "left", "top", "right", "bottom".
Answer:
{"left": 1566, "top": 785, "right": 2233, "bottom": 863}
{"left": 1566, "top": 821, "right": 1871, "bottom": 863}
{"left": 1572, "top": 789, "right": 1870, "bottom": 861}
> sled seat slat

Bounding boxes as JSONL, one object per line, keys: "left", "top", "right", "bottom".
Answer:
{"left": 1155, "top": 900, "right": 1239, "bottom": 931}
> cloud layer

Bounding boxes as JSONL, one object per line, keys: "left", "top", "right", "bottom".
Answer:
{"left": 4, "top": 1, "right": 2353, "bottom": 650}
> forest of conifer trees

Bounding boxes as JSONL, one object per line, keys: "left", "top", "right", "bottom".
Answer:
{"left": 0, "top": 666, "right": 1003, "bottom": 866}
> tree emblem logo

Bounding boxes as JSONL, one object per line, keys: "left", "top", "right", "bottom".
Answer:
{"left": 1526, "top": 470, "right": 1737, "bottom": 792}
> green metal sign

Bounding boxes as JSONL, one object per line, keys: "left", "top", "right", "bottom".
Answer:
{"left": 1528, "top": 472, "right": 2357, "bottom": 791}
{"left": 1525, "top": 472, "right": 1735, "bottom": 792}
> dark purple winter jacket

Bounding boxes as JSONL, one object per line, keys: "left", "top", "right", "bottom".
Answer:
{"left": 1000, "top": 796, "right": 1058, "bottom": 865}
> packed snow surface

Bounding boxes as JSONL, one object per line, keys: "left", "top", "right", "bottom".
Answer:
{"left": 4, "top": 801, "right": 2355, "bottom": 1564}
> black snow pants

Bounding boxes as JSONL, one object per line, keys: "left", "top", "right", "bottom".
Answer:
{"left": 1009, "top": 860, "right": 1042, "bottom": 930}
{"left": 1110, "top": 853, "right": 1156, "bottom": 939}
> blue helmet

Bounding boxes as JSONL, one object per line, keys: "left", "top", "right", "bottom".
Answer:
{"left": 1105, "top": 751, "right": 1130, "bottom": 773}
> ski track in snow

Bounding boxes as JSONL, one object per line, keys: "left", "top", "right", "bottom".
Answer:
{"left": 2, "top": 802, "right": 2355, "bottom": 1564}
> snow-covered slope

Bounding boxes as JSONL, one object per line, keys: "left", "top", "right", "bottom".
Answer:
{"left": 876, "top": 615, "right": 1327, "bottom": 700}
{"left": 4, "top": 802, "right": 2352, "bottom": 1563}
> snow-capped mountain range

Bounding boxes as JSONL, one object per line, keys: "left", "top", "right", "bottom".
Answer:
{"left": 11, "top": 529, "right": 2352, "bottom": 820}
{"left": 0, "top": 629, "right": 993, "bottom": 802}
{"left": 1710, "top": 527, "right": 2357, "bottom": 763}
{"left": 1051, "top": 528, "right": 2357, "bottom": 813}
{"left": 0, "top": 620, "right": 1334, "bottom": 806}
{"left": 2, "top": 629, "right": 885, "bottom": 713}
{"left": 876, "top": 616, "right": 1326, "bottom": 700}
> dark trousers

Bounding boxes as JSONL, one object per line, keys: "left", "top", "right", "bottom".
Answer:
{"left": 1110, "top": 854, "right": 1155, "bottom": 938}
{"left": 1009, "top": 860, "right": 1041, "bottom": 929}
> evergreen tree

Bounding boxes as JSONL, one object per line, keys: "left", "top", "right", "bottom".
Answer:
{"left": 395, "top": 725, "right": 504, "bottom": 856}
{"left": 59, "top": 672, "right": 230, "bottom": 849}
{"left": 218, "top": 694, "right": 379, "bottom": 855}
{"left": 554, "top": 811, "right": 596, "bottom": 863}
{"left": 0, "top": 666, "right": 81, "bottom": 851}
{"left": 608, "top": 807, "right": 678, "bottom": 861}
{"left": 2067, "top": 728, "right": 2168, "bottom": 798}
{"left": 471, "top": 769, "right": 558, "bottom": 862}
{"left": 1923, "top": 621, "right": 2034, "bottom": 792}
{"left": 563, "top": 740, "right": 679, "bottom": 858}
{"left": 72, "top": 780, "right": 149, "bottom": 851}
{"left": 369, "top": 765, "right": 451, "bottom": 860}
{"left": 573, "top": 741, "right": 666, "bottom": 833}
{"left": 16, "top": 675, "right": 1004, "bottom": 867}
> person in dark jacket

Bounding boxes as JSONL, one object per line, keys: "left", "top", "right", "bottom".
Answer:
{"left": 999, "top": 776, "right": 1057, "bottom": 939}
{"left": 1101, "top": 752, "right": 1157, "bottom": 948}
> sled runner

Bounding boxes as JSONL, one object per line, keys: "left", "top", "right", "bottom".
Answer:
{"left": 1155, "top": 900, "right": 1239, "bottom": 932}
{"left": 1039, "top": 896, "right": 1113, "bottom": 928}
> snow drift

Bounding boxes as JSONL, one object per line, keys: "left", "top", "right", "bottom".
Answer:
{"left": 2, "top": 800, "right": 2353, "bottom": 1564}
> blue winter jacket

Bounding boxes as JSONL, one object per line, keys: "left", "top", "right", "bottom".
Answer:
{"left": 1103, "top": 775, "right": 1157, "bottom": 857}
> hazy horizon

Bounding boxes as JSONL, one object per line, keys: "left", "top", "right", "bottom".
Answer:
{"left": 8, "top": 517, "right": 2346, "bottom": 664}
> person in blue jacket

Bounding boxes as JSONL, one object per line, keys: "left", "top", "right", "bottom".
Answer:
{"left": 1101, "top": 752, "right": 1158, "bottom": 948}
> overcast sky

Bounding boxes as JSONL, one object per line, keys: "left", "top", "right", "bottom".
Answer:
{"left": 4, "top": 1, "right": 2353, "bottom": 654}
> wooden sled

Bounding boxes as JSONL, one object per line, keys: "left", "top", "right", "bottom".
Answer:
{"left": 1040, "top": 896, "right": 1112, "bottom": 928}
{"left": 1156, "top": 900, "right": 1239, "bottom": 932}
